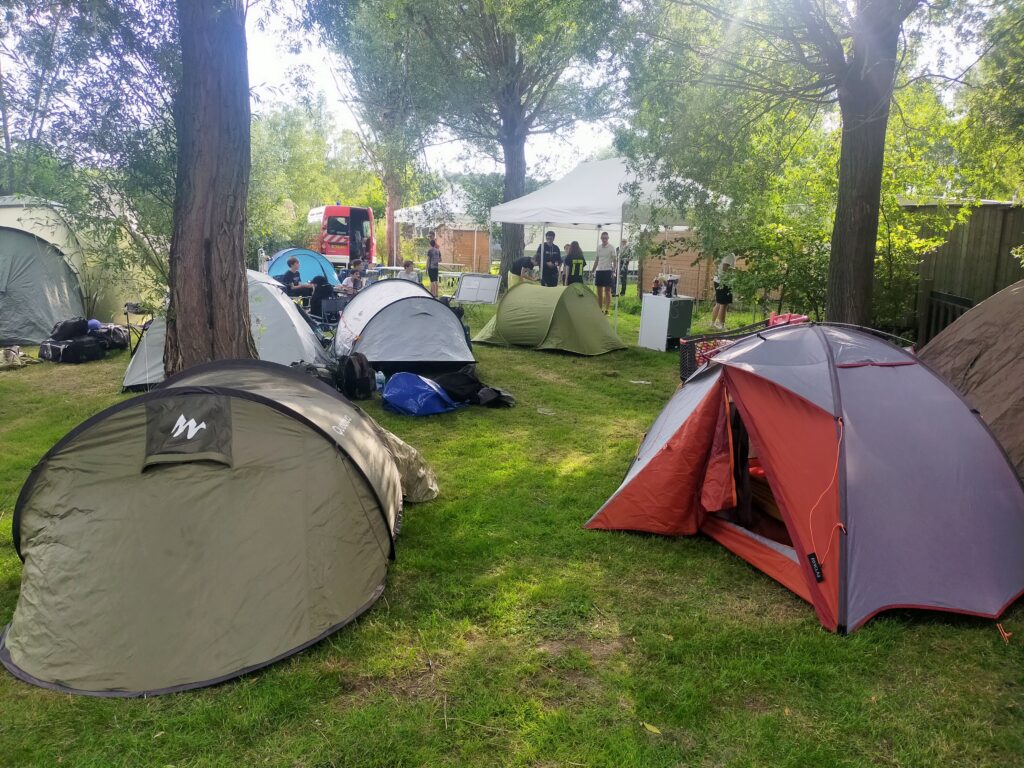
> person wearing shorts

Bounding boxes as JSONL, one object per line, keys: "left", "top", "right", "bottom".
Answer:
{"left": 592, "top": 231, "right": 616, "bottom": 313}
{"left": 426, "top": 239, "right": 442, "bottom": 298}
{"left": 711, "top": 255, "right": 736, "bottom": 329}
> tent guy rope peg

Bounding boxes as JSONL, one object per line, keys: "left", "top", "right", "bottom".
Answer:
{"left": 996, "top": 623, "right": 1012, "bottom": 645}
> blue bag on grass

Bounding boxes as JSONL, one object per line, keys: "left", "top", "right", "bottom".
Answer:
{"left": 382, "top": 373, "right": 462, "bottom": 416}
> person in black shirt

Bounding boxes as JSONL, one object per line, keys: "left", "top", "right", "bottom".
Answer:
{"left": 509, "top": 254, "right": 537, "bottom": 287}
{"left": 274, "top": 256, "right": 313, "bottom": 296}
{"left": 535, "top": 231, "right": 562, "bottom": 287}
{"left": 562, "top": 242, "right": 587, "bottom": 285}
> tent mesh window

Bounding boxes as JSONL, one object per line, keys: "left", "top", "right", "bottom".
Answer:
{"left": 712, "top": 406, "right": 793, "bottom": 548}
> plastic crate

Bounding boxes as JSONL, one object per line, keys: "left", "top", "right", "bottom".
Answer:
{"left": 678, "top": 320, "right": 771, "bottom": 380}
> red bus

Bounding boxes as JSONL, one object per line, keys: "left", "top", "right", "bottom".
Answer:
{"left": 307, "top": 204, "right": 376, "bottom": 268}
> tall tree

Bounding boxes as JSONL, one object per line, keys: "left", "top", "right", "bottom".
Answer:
{"left": 621, "top": 0, "right": 945, "bottom": 325}
{"left": 165, "top": 0, "right": 255, "bottom": 374}
{"left": 405, "top": 0, "right": 618, "bottom": 282}
{"left": 306, "top": 0, "right": 432, "bottom": 266}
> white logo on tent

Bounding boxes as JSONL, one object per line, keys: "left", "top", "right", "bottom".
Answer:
{"left": 171, "top": 414, "right": 207, "bottom": 440}
{"left": 331, "top": 416, "right": 352, "bottom": 436}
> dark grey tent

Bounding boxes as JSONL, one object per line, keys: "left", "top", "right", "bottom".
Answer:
{"left": 332, "top": 279, "right": 475, "bottom": 373}
{"left": 1, "top": 360, "right": 433, "bottom": 696}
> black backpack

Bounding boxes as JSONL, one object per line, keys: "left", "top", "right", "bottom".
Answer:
{"left": 337, "top": 353, "right": 376, "bottom": 400}
{"left": 50, "top": 317, "right": 89, "bottom": 341}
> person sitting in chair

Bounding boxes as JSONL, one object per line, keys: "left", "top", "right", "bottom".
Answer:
{"left": 339, "top": 259, "right": 365, "bottom": 297}
{"left": 309, "top": 276, "right": 336, "bottom": 318}
{"left": 274, "top": 256, "right": 313, "bottom": 296}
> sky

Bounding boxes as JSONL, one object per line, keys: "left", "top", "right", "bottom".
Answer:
{"left": 245, "top": 15, "right": 616, "bottom": 182}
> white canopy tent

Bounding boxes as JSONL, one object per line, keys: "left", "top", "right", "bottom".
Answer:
{"left": 489, "top": 157, "right": 684, "bottom": 229}
{"left": 489, "top": 157, "right": 690, "bottom": 328}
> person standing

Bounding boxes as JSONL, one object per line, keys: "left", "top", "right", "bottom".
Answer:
{"left": 617, "top": 239, "right": 630, "bottom": 296}
{"left": 426, "top": 239, "right": 442, "bottom": 298}
{"left": 535, "top": 231, "right": 562, "bottom": 287}
{"left": 711, "top": 254, "right": 736, "bottom": 329}
{"left": 593, "top": 231, "right": 616, "bottom": 313}
{"left": 562, "top": 242, "right": 587, "bottom": 285}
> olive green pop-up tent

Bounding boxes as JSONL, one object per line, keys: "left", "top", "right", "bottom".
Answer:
{"left": 1, "top": 360, "right": 434, "bottom": 697}
{"left": 474, "top": 282, "right": 626, "bottom": 355}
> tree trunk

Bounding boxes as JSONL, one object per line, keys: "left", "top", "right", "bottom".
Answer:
{"left": 385, "top": 181, "right": 401, "bottom": 267}
{"left": 499, "top": 134, "right": 527, "bottom": 287}
{"left": 826, "top": 10, "right": 903, "bottom": 326}
{"left": 165, "top": 0, "right": 256, "bottom": 376}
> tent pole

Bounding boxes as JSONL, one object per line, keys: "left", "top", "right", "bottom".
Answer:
{"left": 614, "top": 218, "right": 624, "bottom": 333}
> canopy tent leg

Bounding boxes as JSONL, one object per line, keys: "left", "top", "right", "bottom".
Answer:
{"left": 614, "top": 221, "right": 624, "bottom": 333}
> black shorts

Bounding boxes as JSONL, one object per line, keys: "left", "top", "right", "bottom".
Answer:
{"left": 715, "top": 286, "right": 733, "bottom": 305}
{"left": 428, "top": 267, "right": 439, "bottom": 282}
{"left": 594, "top": 270, "right": 613, "bottom": 288}
{"left": 566, "top": 275, "right": 584, "bottom": 286}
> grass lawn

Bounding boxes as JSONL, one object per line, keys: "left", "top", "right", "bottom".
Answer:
{"left": 1, "top": 309, "right": 1023, "bottom": 768}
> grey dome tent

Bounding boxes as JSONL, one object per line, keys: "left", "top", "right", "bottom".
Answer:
{"left": 1, "top": 360, "right": 428, "bottom": 696}
{"left": 123, "top": 269, "right": 330, "bottom": 390}
{"left": 332, "top": 279, "right": 475, "bottom": 373}
{"left": 0, "top": 198, "right": 87, "bottom": 344}
{"left": 474, "top": 283, "right": 626, "bottom": 356}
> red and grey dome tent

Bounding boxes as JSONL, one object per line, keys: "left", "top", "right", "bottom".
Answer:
{"left": 586, "top": 324, "right": 1024, "bottom": 633}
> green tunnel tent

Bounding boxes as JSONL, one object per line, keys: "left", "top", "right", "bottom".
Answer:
{"left": 1, "top": 360, "right": 434, "bottom": 697}
{"left": 474, "top": 283, "right": 626, "bottom": 355}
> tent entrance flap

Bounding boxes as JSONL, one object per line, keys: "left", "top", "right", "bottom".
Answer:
{"left": 703, "top": 407, "right": 793, "bottom": 549}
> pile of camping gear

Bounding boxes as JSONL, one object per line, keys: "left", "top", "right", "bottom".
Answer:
{"left": 38, "top": 316, "right": 129, "bottom": 364}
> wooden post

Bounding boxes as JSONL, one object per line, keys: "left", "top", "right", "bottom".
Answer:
{"left": 916, "top": 276, "right": 933, "bottom": 346}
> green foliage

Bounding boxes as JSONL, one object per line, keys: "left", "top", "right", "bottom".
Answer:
{"left": 0, "top": 1, "right": 178, "bottom": 296}
{"left": 618, "top": 0, "right": 1006, "bottom": 333}
{"left": 956, "top": 0, "right": 1024, "bottom": 200}
{"left": 247, "top": 102, "right": 384, "bottom": 260}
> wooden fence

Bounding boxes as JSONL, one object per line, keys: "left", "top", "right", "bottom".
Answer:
{"left": 907, "top": 202, "right": 1024, "bottom": 344}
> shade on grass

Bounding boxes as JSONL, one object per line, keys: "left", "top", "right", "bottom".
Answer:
{"left": 1, "top": 322, "right": 1023, "bottom": 767}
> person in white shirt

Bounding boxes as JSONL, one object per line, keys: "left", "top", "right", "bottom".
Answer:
{"left": 398, "top": 260, "right": 419, "bottom": 282}
{"left": 592, "top": 231, "right": 616, "bottom": 314}
{"left": 339, "top": 260, "right": 365, "bottom": 297}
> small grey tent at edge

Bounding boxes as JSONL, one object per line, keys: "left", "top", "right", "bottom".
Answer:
{"left": 1, "top": 360, "right": 433, "bottom": 697}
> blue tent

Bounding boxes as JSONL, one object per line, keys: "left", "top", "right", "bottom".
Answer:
{"left": 268, "top": 248, "right": 340, "bottom": 285}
